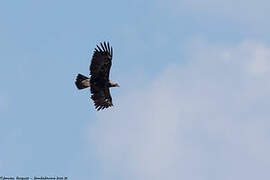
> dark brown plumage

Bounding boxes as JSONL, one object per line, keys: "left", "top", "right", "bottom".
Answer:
{"left": 75, "top": 42, "right": 119, "bottom": 111}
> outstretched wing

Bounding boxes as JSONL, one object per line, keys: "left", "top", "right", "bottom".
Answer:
{"left": 90, "top": 42, "right": 113, "bottom": 80}
{"left": 91, "top": 87, "right": 113, "bottom": 111}
{"left": 89, "top": 42, "right": 114, "bottom": 110}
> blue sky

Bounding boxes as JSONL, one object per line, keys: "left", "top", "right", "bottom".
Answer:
{"left": 1, "top": 0, "right": 270, "bottom": 179}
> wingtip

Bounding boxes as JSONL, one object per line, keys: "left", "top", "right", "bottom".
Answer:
{"left": 104, "top": 41, "right": 108, "bottom": 52}
{"left": 100, "top": 42, "right": 105, "bottom": 52}
{"left": 111, "top": 46, "right": 113, "bottom": 57}
{"left": 96, "top": 44, "right": 102, "bottom": 52}
{"left": 107, "top": 42, "right": 110, "bottom": 54}
{"left": 94, "top": 41, "right": 113, "bottom": 58}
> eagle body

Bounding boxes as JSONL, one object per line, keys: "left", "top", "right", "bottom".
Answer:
{"left": 75, "top": 42, "right": 119, "bottom": 111}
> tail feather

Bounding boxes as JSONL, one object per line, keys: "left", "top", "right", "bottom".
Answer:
{"left": 75, "top": 74, "right": 90, "bottom": 90}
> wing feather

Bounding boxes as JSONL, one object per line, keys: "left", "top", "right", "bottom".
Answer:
{"left": 104, "top": 41, "right": 108, "bottom": 52}
{"left": 96, "top": 45, "right": 102, "bottom": 52}
{"left": 111, "top": 46, "right": 113, "bottom": 57}
{"left": 100, "top": 42, "right": 106, "bottom": 52}
{"left": 91, "top": 87, "right": 113, "bottom": 111}
{"left": 106, "top": 42, "right": 110, "bottom": 53}
{"left": 90, "top": 42, "right": 113, "bottom": 79}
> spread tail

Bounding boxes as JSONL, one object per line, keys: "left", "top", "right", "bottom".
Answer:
{"left": 75, "top": 74, "right": 90, "bottom": 90}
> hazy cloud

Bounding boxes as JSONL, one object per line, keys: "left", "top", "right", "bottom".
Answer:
{"left": 87, "top": 39, "right": 270, "bottom": 180}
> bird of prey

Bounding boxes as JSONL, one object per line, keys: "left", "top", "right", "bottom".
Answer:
{"left": 75, "top": 42, "right": 119, "bottom": 111}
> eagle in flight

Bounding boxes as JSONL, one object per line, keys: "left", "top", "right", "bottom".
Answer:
{"left": 75, "top": 42, "right": 119, "bottom": 111}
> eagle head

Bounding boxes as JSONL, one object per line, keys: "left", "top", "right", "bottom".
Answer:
{"left": 109, "top": 81, "right": 120, "bottom": 87}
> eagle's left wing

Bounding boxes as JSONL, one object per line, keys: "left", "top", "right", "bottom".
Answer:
{"left": 90, "top": 86, "right": 113, "bottom": 111}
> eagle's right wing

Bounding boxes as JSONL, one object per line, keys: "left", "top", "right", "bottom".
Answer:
{"left": 90, "top": 42, "right": 113, "bottom": 80}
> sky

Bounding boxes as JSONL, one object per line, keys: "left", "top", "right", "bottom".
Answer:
{"left": 0, "top": 0, "right": 270, "bottom": 179}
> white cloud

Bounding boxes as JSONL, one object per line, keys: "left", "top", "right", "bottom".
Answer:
{"left": 246, "top": 44, "right": 270, "bottom": 76}
{"left": 87, "top": 39, "right": 270, "bottom": 180}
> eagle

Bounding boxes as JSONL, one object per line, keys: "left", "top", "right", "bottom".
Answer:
{"left": 75, "top": 42, "right": 119, "bottom": 111}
